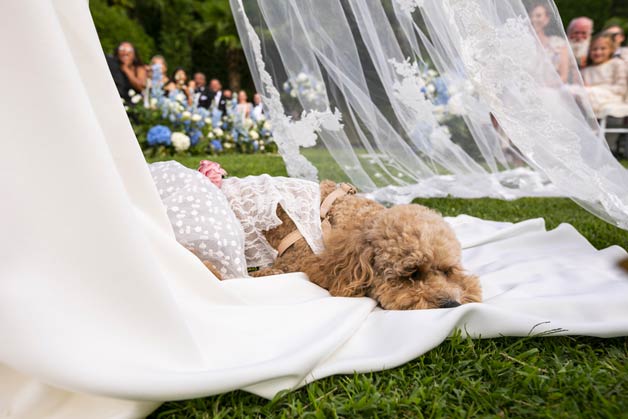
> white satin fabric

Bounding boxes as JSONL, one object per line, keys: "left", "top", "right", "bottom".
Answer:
{"left": 1, "top": 2, "right": 628, "bottom": 419}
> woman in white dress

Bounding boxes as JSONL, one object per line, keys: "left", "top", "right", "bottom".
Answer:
{"left": 236, "top": 90, "right": 252, "bottom": 118}
{"left": 582, "top": 34, "right": 628, "bottom": 118}
{"left": 529, "top": 3, "right": 570, "bottom": 82}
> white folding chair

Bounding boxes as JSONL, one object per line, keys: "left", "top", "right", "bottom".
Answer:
{"left": 598, "top": 103, "right": 628, "bottom": 157}
{"left": 599, "top": 103, "right": 628, "bottom": 139}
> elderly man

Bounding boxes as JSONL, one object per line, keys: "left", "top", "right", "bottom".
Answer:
{"left": 604, "top": 25, "right": 628, "bottom": 63}
{"left": 567, "top": 17, "right": 594, "bottom": 68}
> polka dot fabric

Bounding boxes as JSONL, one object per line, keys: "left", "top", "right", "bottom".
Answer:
{"left": 149, "top": 161, "right": 248, "bottom": 279}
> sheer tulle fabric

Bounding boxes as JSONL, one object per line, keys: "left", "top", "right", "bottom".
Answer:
{"left": 231, "top": 0, "right": 628, "bottom": 229}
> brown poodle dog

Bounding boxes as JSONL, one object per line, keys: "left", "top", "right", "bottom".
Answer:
{"left": 255, "top": 180, "right": 482, "bottom": 310}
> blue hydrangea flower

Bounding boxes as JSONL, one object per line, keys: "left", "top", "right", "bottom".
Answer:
{"left": 211, "top": 109, "right": 223, "bottom": 127}
{"left": 147, "top": 125, "right": 172, "bottom": 146}
{"left": 211, "top": 139, "right": 223, "bottom": 152}
{"left": 433, "top": 78, "right": 449, "bottom": 105}
{"left": 190, "top": 130, "right": 202, "bottom": 146}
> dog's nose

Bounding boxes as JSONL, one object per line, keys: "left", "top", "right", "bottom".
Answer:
{"left": 440, "top": 300, "right": 461, "bottom": 309}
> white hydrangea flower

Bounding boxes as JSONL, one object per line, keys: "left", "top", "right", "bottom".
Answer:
{"left": 204, "top": 117, "right": 212, "bottom": 126}
{"left": 181, "top": 111, "right": 192, "bottom": 120}
{"left": 176, "top": 93, "right": 186, "bottom": 103}
{"left": 213, "top": 128, "right": 224, "bottom": 137}
{"left": 171, "top": 132, "right": 191, "bottom": 152}
{"left": 296, "top": 72, "right": 308, "bottom": 83}
{"left": 150, "top": 98, "right": 158, "bottom": 108}
{"left": 131, "top": 94, "right": 142, "bottom": 104}
{"left": 243, "top": 118, "right": 254, "bottom": 129}
{"left": 128, "top": 89, "right": 136, "bottom": 97}
{"left": 191, "top": 114, "right": 202, "bottom": 122}
{"left": 249, "top": 130, "right": 260, "bottom": 140}
{"left": 263, "top": 121, "right": 272, "bottom": 130}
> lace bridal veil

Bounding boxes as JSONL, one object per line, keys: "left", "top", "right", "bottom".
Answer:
{"left": 230, "top": 0, "right": 628, "bottom": 230}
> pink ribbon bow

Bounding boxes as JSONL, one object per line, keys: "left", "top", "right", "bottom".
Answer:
{"left": 198, "top": 160, "right": 227, "bottom": 188}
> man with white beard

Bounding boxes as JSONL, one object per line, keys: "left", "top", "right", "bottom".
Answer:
{"left": 567, "top": 17, "right": 594, "bottom": 69}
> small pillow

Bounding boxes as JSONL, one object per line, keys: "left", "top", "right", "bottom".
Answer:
{"left": 149, "top": 161, "right": 248, "bottom": 279}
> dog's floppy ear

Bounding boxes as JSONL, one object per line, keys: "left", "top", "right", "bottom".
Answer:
{"left": 309, "top": 228, "right": 375, "bottom": 297}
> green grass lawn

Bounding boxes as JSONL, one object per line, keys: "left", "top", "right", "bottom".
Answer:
{"left": 148, "top": 155, "right": 628, "bottom": 419}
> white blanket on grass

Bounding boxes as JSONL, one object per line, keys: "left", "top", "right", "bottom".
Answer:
{"left": 1, "top": 2, "right": 628, "bottom": 418}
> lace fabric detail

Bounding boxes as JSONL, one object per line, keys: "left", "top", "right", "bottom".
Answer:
{"left": 395, "top": 0, "right": 424, "bottom": 14}
{"left": 389, "top": 58, "right": 454, "bottom": 154}
{"left": 149, "top": 162, "right": 249, "bottom": 278}
{"left": 446, "top": 0, "right": 628, "bottom": 228}
{"left": 234, "top": 0, "right": 343, "bottom": 182}
{"left": 221, "top": 176, "right": 324, "bottom": 268}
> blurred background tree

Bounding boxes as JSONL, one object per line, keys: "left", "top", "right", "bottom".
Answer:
{"left": 555, "top": 0, "right": 628, "bottom": 33}
{"left": 91, "top": 0, "right": 626, "bottom": 93}
{"left": 91, "top": 0, "right": 252, "bottom": 91}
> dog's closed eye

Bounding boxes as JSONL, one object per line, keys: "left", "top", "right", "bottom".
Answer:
{"left": 410, "top": 269, "right": 424, "bottom": 281}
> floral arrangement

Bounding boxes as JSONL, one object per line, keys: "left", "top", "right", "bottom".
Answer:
{"left": 282, "top": 72, "right": 327, "bottom": 108}
{"left": 124, "top": 64, "right": 277, "bottom": 157}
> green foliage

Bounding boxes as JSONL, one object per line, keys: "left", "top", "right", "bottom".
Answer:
{"left": 90, "top": 0, "right": 253, "bottom": 91}
{"left": 555, "top": 0, "right": 626, "bottom": 36}
{"left": 90, "top": 0, "right": 155, "bottom": 60}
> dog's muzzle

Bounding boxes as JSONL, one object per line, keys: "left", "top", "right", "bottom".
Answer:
{"left": 440, "top": 300, "right": 461, "bottom": 309}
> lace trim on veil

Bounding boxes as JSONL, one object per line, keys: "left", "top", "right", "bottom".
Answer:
{"left": 446, "top": 0, "right": 628, "bottom": 228}
{"left": 234, "top": 0, "right": 343, "bottom": 182}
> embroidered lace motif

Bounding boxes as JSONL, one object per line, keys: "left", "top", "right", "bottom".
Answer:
{"left": 234, "top": 0, "right": 343, "bottom": 182}
{"left": 446, "top": 0, "right": 628, "bottom": 228}
{"left": 222, "top": 176, "right": 324, "bottom": 268}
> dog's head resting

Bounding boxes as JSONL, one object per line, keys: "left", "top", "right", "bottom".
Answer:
{"left": 321, "top": 204, "right": 481, "bottom": 310}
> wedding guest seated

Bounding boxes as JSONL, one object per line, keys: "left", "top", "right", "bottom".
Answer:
{"left": 236, "top": 90, "right": 252, "bottom": 118}
{"left": 529, "top": 3, "right": 569, "bottom": 82}
{"left": 223, "top": 89, "right": 235, "bottom": 113}
{"left": 604, "top": 25, "right": 628, "bottom": 64}
{"left": 193, "top": 72, "right": 212, "bottom": 109}
{"left": 251, "top": 93, "right": 264, "bottom": 120}
{"left": 567, "top": 17, "right": 594, "bottom": 69}
{"left": 165, "top": 67, "right": 194, "bottom": 106}
{"left": 209, "top": 79, "right": 227, "bottom": 114}
{"left": 106, "top": 41, "right": 147, "bottom": 101}
{"left": 582, "top": 34, "right": 628, "bottom": 118}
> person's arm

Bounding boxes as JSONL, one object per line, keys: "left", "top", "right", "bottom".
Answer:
{"left": 558, "top": 45, "right": 569, "bottom": 83}
{"left": 186, "top": 81, "right": 196, "bottom": 106}
{"left": 122, "top": 64, "right": 147, "bottom": 92}
{"left": 610, "top": 59, "right": 627, "bottom": 97}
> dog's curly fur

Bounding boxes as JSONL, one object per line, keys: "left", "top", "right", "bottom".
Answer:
{"left": 255, "top": 180, "right": 482, "bottom": 310}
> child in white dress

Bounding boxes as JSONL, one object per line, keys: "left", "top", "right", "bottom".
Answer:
{"left": 582, "top": 34, "right": 628, "bottom": 118}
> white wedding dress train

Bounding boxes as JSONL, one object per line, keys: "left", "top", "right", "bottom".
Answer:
{"left": 1, "top": 2, "right": 628, "bottom": 418}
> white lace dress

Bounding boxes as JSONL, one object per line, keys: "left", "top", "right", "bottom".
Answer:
{"left": 221, "top": 175, "right": 324, "bottom": 268}
{"left": 582, "top": 58, "right": 628, "bottom": 117}
{"left": 150, "top": 162, "right": 324, "bottom": 275}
